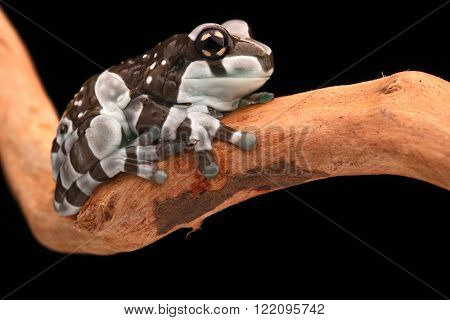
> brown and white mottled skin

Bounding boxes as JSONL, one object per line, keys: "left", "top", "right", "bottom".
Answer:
{"left": 51, "top": 20, "right": 274, "bottom": 216}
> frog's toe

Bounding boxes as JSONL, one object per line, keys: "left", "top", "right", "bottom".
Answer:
{"left": 257, "top": 92, "right": 274, "bottom": 104}
{"left": 239, "top": 132, "right": 256, "bottom": 150}
{"left": 201, "top": 162, "right": 219, "bottom": 179}
{"left": 151, "top": 169, "right": 168, "bottom": 184}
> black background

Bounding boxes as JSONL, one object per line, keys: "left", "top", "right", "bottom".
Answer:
{"left": 0, "top": 0, "right": 449, "bottom": 299}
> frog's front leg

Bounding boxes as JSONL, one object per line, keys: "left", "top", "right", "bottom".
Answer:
{"left": 186, "top": 106, "right": 221, "bottom": 178}
{"left": 211, "top": 92, "right": 274, "bottom": 151}
{"left": 184, "top": 105, "right": 261, "bottom": 178}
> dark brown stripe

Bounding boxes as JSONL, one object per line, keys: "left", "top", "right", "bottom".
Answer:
{"left": 77, "top": 114, "right": 96, "bottom": 133}
{"left": 258, "top": 51, "right": 274, "bottom": 72}
{"left": 196, "top": 150, "right": 215, "bottom": 172}
{"left": 126, "top": 146, "right": 137, "bottom": 160}
{"left": 208, "top": 60, "right": 227, "bottom": 76}
{"left": 65, "top": 183, "right": 89, "bottom": 207}
{"left": 124, "top": 147, "right": 138, "bottom": 174}
{"left": 89, "top": 162, "right": 109, "bottom": 181}
{"left": 54, "top": 174, "right": 66, "bottom": 203}
{"left": 136, "top": 100, "right": 169, "bottom": 135}
{"left": 51, "top": 138, "right": 60, "bottom": 153}
{"left": 69, "top": 133, "right": 98, "bottom": 173}
{"left": 138, "top": 127, "right": 160, "bottom": 146}
{"left": 159, "top": 141, "right": 186, "bottom": 159}
{"left": 176, "top": 118, "right": 192, "bottom": 142}
{"left": 138, "top": 134, "right": 150, "bottom": 146}
{"left": 215, "top": 124, "right": 236, "bottom": 141}
{"left": 61, "top": 140, "right": 67, "bottom": 155}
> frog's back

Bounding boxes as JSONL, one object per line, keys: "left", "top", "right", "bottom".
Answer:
{"left": 62, "top": 74, "right": 102, "bottom": 133}
{"left": 60, "top": 36, "right": 177, "bottom": 135}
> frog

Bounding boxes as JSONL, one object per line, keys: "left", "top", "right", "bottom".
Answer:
{"left": 51, "top": 19, "right": 274, "bottom": 216}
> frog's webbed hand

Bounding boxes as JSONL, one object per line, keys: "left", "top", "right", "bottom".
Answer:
{"left": 238, "top": 92, "right": 274, "bottom": 107}
{"left": 185, "top": 106, "right": 221, "bottom": 178}
{"left": 194, "top": 120, "right": 257, "bottom": 179}
{"left": 184, "top": 105, "right": 259, "bottom": 179}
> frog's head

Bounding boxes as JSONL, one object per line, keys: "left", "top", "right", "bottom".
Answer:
{"left": 161, "top": 20, "right": 274, "bottom": 111}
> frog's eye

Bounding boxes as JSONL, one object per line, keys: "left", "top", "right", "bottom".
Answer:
{"left": 59, "top": 123, "right": 68, "bottom": 135}
{"left": 195, "top": 28, "right": 229, "bottom": 60}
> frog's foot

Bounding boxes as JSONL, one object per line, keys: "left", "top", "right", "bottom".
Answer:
{"left": 238, "top": 92, "right": 274, "bottom": 107}
{"left": 237, "top": 132, "right": 256, "bottom": 150}
{"left": 196, "top": 150, "right": 219, "bottom": 179}
{"left": 150, "top": 169, "right": 167, "bottom": 184}
{"left": 124, "top": 141, "right": 186, "bottom": 184}
{"left": 124, "top": 160, "right": 167, "bottom": 184}
{"left": 55, "top": 151, "right": 167, "bottom": 216}
{"left": 94, "top": 140, "right": 187, "bottom": 186}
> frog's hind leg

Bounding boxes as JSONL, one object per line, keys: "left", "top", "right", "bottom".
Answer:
{"left": 51, "top": 125, "right": 85, "bottom": 180}
{"left": 55, "top": 151, "right": 160, "bottom": 216}
{"left": 53, "top": 115, "right": 124, "bottom": 213}
{"left": 55, "top": 140, "right": 187, "bottom": 216}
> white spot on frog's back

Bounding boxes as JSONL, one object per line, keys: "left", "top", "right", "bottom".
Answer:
{"left": 94, "top": 70, "right": 131, "bottom": 111}
{"left": 74, "top": 100, "right": 82, "bottom": 107}
{"left": 154, "top": 53, "right": 158, "bottom": 58}
{"left": 149, "top": 62, "right": 156, "bottom": 70}
{"left": 143, "top": 54, "right": 148, "bottom": 59}
{"left": 146, "top": 76, "right": 153, "bottom": 84}
{"left": 161, "top": 59, "right": 167, "bottom": 66}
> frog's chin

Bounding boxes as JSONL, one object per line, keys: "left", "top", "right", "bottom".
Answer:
{"left": 177, "top": 76, "right": 270, "bottom": 110}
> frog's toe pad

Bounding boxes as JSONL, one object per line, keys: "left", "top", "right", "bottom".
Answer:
{"left": 201, "top": 162, "right": 219, "bottom": 179}
{"left": 239, "top": 132, "right": 257, "bottom": 150}
{"left": 151, "top": 170, "right": 168, "bottom": 184}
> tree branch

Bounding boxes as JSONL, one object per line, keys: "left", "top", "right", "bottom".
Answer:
{"left": 1, "top": 11, "right": 449, "bottom": 254}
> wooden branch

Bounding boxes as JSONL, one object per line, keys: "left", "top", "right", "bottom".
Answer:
{"left": 1, "top": 11, "right": 449, "bottom": 255}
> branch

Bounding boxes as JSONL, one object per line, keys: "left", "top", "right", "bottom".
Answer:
{"left": 1, "top": 11, "right": 449, "bottom": 254}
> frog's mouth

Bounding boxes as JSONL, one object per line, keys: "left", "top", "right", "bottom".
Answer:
{"left": 177, "top": 76, "right": 271, "bottom": 111}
